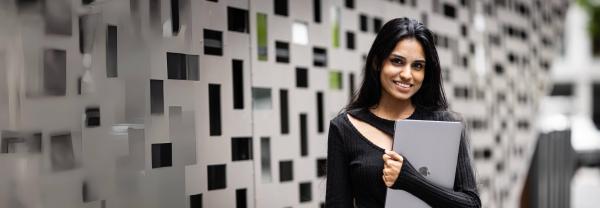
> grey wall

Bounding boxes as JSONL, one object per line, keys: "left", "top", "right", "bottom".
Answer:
{"left": 0, "top": 0, "right": 569, "bottom": 207}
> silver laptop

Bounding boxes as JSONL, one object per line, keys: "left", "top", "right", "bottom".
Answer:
{"left": 384, "top": 119, "right": 462, "bottom": 208}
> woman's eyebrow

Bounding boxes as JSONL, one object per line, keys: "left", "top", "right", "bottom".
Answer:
{"left": 390, "top": 54, "right": 406, "bottom": 59}
{"left": 391, "top": 53, "right": 425, "bottom": 63}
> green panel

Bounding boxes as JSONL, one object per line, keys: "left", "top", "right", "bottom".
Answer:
{"left": 329, "top": 71, "right": 342, "bottom": 90}
{"left": 257, "top": 13, "right": 268, "bottom": 61}
{"left": 331, "top": 7, "right": 340, "bottom": 48}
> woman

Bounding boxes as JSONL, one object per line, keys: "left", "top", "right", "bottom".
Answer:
{"left": 325, "top": 18, "right": 481, "bottom": 207}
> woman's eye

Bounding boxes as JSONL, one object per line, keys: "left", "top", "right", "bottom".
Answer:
{"left": 413, "top": 63, "right": 425, "bottom": 70}
{"left": 391, "top": 58, "right": 404, "bottom": 65}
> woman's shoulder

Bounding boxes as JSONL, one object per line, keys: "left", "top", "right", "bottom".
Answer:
{"left": 330, "top": 110, "right": 350, "bottom": 126}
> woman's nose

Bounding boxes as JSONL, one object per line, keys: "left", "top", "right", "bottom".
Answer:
{"left": 399, "top": 66, "right": 412, "bottom": 80}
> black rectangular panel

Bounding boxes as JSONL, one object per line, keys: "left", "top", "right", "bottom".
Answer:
{"left": 279, "top": 160, "right": 293, "bottom": 182}
{"left": 346, "top": 31, "right": 355, "bottom": 50}
{"left": 233, "top": 59, "right": 244, "bottom": 109}
{"left": 275, "top": 41, "right": 289, "bottom": 63}
{"left": 349, "top": 73, "right": 355, "bottom": 101}
{"left": 359, "top": 14, "right": 368, "bottom": 32}
{"left": 313, "top": 0, "right": 321, "bottom": 23}
{"left": 316, "top": 92, "right": 324, "bottom": 133}
{"left": 274, "top": 0, "right": 288, "bottom": 16}
{"left": 316, "top": 158, "right": 326, "bottom": 177}
{"left": 300, "top": 113, "right": 308, "bottom": 156}
{"left": 373, "top": 17, "right": 382, "bottom": 33}
{"left": 207, "top": 164, "right": 226, "bottom": 190}
{"left": 190, "top": 193, "right": 202, "bottom": 208}
{"left": 232, "top": 137, "right": 252, "bottom": 161}
{"left": 345, "top": 0, "right": 354, "bottom": 9}
{"left": 167, "top": 52, "right": 186, "bottom": 80}
{"left": 228, "top": 7, "right": 249, "bottom": 33}
{"left": 443, "top": 3, "right": 457, "bottom": 19}
{"left": 209, "top": 84, "right": 222, "bottom": 136}
{"left": 299, "top": 182, "right": 312, "bottom": 202}
{"left": 236, "top": 189, "right": 247, "bottom": 208}
{"left": 85, "top": 107, "right": 100, "bottom": 127}
{"left": 280, "top": 89, "right": 289, "bottom": 134}
{"left": 151, "top": 143, "right": 172, "bottom": 168}
{"left": 150, "top": 80, "right": 164, "bottom": 114}
{"left": 313, "top": 47, "right": 327, "bottom": 67}
{"left": 106, "top": 25, "right": 118, "bottom": 77}
{"left": 296, "top": 67, "right": 308, "bottom": 88}
{"left": 204, "top": 29, "right": 223, "bottom": 56}
{"left": 171, "top": 0, "right": 180, "bottom": 34}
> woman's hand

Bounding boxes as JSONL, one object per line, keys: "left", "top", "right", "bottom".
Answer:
{"left": 382, "top": 150, "right": 404, "bottom": 187}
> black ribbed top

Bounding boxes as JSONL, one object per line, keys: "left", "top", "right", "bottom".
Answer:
{"left": 325, "top": 108, "right": 481, "bottom": 208}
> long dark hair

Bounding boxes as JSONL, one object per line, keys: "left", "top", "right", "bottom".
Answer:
{"left": 346, "top": 17, "right": 448, "bottom": 112}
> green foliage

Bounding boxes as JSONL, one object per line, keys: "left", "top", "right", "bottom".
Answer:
{"left": 578, "top": 0, "right": 600, "bottom": 55}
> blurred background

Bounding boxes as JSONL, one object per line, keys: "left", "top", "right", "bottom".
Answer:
{"left": 0, "top": 0, "right": 598, "bottom": 207}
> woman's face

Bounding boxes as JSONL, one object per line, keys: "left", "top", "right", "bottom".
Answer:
{"left": 379, "top": 38, "right": 426, "bottom": 102}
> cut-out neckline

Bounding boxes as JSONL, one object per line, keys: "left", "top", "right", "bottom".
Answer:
{"left": 344, "top": 108, "right": 419, "bottom": 151}
{"left": 345, "top": 113, "right": 392, "bottom": 151}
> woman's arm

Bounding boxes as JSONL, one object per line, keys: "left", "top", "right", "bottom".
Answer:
{"left": 391, "top": 127, "right": 481, "bottom": 208}
{"left": 325, "top": 121, "right": 354, "bottom": 207}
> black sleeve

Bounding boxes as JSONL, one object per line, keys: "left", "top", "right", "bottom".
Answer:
{"left": 391, "top": 124, "right": 481, "bottom": 208}
{"left": 325, "top": 121, "right": 354, "bottom": 207}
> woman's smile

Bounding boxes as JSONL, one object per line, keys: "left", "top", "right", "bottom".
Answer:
{"left": 392, "top": 80, "right": 413, "bottom": 92}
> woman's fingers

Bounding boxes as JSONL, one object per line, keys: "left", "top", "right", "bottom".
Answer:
{"left": 382, "top": 151, "right": 405, "bottom": 187}
{"left": 385, "top": 150, "right": 404, "bottom": 162}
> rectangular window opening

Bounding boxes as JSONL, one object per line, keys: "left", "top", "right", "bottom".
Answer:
{"left": 252, "top": 87, "right": 272, "bottom": 110}
{"left": 228, "top": 7, "right": 249, "bottom": 33}
{"left": 275, "top": 41, "right": 290, "bottom": 63}
{"left": 346, "top": 31, "right": 355, "bottom": 50}
{"left": 313, "top": 47, "right": 327, "bottom": 67}
{"left": 261, "top": 137, "right": 272, "bottom": 182}
{"left": 299, "top": 182, "right": 312, "bottom": 202}
{"left": 314, "top": 0, "right": 322, "bottom": 23}
{"left": 236, "top": 189, "right": 247, "bottom": 208}
{"left": 300, "top": 113, "right": 308, "bottom": 156}
{"left": 204, "top": 29, "right": 223, "bottom": 56}
{"left": 106, "top": 25, "right": 118, "bottom": 77}
{"left": 233, "top": 59, "right": 244, "bottom": 109}
{"left": 359, "top": 14, "right": 368, "bottom": 32}
{"left": 150, "top": 80, "right": 164, "bottom": 115}
{"left": 296, "top": 67, "right": 308, "bottom": 88}
{"left": 317, "top": 158, "right": 326, "bottom": 177}
{"left": 85, "top": 107, "right": 100, "bottom": 127}
{"left": 274, "top": 0, "right": 288, "bottom": 16}
{"left": 190, "top": 193, "right": 202, "bottom": 208}
{"left": 279, "top": 160, "right": 293, "bottom": 182}
{"left": 171, "top": 0, "right": 180, "bottom": 34}
{"left": 152, "top": 143, "right": 172, "bottom": 168}
{"left": 280, "top": 89, "right": 289, "bottom": 134}
{"left": 316, "top": 92, "right": 324, "bottom": 133}
{"left": 232, "top": 137, "right": 252, "bottom": 161}
{"left": 209, "top": 84, "right": 222, "bottom": 136}
{"left": 207, "top": 164, "right": 227, "bottom": 190}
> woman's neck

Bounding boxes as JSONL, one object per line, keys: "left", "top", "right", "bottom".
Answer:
{"left": 370, "top": 93, "right": 415, "bottom": 120}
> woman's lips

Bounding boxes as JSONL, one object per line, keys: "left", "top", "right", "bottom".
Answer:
{"left": 393, "top": 80, "right": 412, "bottom": 93}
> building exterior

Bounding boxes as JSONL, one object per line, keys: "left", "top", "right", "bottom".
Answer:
{"left": 0, "top": 0, "right": 569, "bottom": 207}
